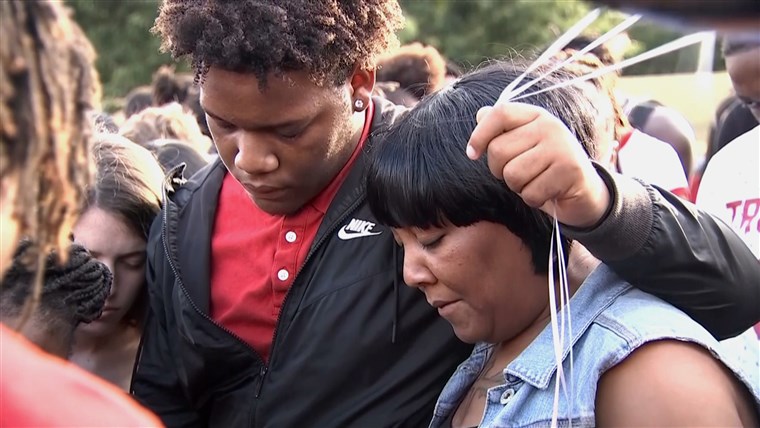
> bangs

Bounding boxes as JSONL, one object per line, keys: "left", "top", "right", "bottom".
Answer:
{"left": 365, "top": 61, "right": 588, "bottom": 273}
{"left": 366, "top": 96, "right": 512, "bottom": 230}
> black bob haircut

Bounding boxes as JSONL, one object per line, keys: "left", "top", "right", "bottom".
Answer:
{"left": 366, "top": 60, "right": 600, "bottom": 274}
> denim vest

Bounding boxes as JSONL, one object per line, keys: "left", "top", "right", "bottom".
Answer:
{"left": 430, "top": 264, "right": 760, "bottom": 428}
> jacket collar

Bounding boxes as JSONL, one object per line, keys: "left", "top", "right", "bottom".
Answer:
{"left": 160, "top": 159, "right": 225, "bottom": 311}
{"left": 159, "top": 97, "right": 407, "bottom": 312}
{"left": 504, "top": 264, "right": 630, "bottom": 389}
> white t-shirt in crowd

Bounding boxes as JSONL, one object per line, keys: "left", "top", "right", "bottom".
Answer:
{"left": 697, "top": 126, "right": 760, "bottom": 259}
{"left": 618, "top": 129, "right": 690, "bottom": 198}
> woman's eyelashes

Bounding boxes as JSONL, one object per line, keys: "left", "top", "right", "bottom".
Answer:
{"left": 420, "top": 234, "right": 444, "bottom": 250}
{"left": 118, "top": 253, "right": 147, "bottom": 270}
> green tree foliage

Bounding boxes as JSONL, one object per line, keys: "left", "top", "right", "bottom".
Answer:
{"left": 399, "top": 1, "right": 723, "bottom": 75}
{"left": 624, "top": 21, "right": 724, "bottom": 75}
{"left": 66, "top": 0, "right": 177, "bottom": 99}
{"left": 398, "top": 0, "right": 624, "bottom": 69}
{"left": 65, "top": 0, "right": 712, "bottom": 99}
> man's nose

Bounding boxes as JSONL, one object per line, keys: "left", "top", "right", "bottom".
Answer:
{"left": 234, "top": 132, "right": 278, "bottom": 175}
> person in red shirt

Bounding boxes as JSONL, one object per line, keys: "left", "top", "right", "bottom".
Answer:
{"left": 0, "top": 1, "right": 161, "bottom": 426}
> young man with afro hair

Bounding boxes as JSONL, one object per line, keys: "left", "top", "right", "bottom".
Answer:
{"left": 134, "top": 1, "right": 760, "bottom": 426}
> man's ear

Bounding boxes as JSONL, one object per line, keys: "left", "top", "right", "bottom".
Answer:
{"left": 348, "top": 67, "right": 375, "bottom": 112}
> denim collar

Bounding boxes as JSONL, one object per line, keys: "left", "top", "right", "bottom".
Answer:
{"left": 504, "top": 264, "right": 631, "bottom": 389}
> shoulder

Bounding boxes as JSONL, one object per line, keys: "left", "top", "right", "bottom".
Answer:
{"left": 699, "top": 126, "right": 760, "bottom": 199}
{"left": 170, "top": 156, "right": 225, "bottom": 203}
{"left": 368, "top": 96, "right": 410, "bottom": 137}
{"left": 594, "top": 286, "right": 715, "bottom": 346}
{"left": 710, "top": 126, "right": 760, "bottom": 165}
{"left": 617, "top": 130, "right": 687, "bottom": 190}
{"left": 645, "top": 105, "right": 697, "bottom": 142}
{"left": 623, "top": 129, "right": 682, "bottom": 160}
{"left": 1, "top": 326, "right": 162, "bottom": 427}
{"left": 152, "top": 157, "right": 225, "bottom": 238}
{"left": 596, "top": 339, "right": 759, "bottom": 426}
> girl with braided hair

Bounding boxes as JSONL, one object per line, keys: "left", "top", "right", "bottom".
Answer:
{"left": 1, "top": 241, "right": 112, "bottom": 358}
{"left": 70, "top": 133, "right": 164, "bottom": 391}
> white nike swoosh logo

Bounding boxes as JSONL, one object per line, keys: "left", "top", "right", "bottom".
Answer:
{"left": 337, "top": 226, "right": 383, "bottom": 240}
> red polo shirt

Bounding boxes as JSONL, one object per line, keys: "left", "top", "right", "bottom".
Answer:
{"left": 210, "top": 103, "right": 373, "bottom": 362}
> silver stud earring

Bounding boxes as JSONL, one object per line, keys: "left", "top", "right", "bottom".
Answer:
{"left": 353, "top": 99, "right": 364, "bottom": 110}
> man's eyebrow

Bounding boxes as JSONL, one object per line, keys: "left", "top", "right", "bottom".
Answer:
{"left": 202, "top": 107, "right": 226, "bottom": 123}
{"left": 203, "top": 107, "right": 310, "bottom": 130}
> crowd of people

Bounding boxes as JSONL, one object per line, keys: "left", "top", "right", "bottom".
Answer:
{"left": 1, "top": 0, "right": 758, "bottom": 427}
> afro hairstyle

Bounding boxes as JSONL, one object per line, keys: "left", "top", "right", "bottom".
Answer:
{"left": 153, "top": 0, "right": 405, "bottom": 87}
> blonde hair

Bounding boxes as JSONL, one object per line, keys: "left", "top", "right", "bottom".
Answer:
{"left": 119, "top": 102, "right": 212, "bottom": 154}
{"left": 0, "top": 0, "right": 101, "bottom": 326}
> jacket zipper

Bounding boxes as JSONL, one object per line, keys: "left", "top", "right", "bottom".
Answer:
{"left": 161, "top": 200, "right": 266, "bottom": 374}
{"left": 258, "top": 195, "right": 366, "bottom": 395}
{"left": 163, "top": 179, "right": 365, "bottom": 423}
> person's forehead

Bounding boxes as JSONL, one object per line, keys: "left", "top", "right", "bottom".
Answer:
{"left": 200, "top": 67, "right": 338, "bottom": 122}
{"left": 727, "top": 48, "right": 760, "bottom": 65}
{"left": 73, "top": 208, "right": 145, "bottom": 253}
{"left": 726, "top": 48, "right": 760, "bottom": 80}
{"left": 201, "top": 67, "right": 337, "bottom": 99}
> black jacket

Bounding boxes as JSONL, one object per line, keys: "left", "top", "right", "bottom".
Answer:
{"left": 132, "top": 98, "right": 760, "bottom": 427}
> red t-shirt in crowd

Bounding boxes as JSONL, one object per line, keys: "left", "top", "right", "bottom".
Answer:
{"left": 0, "top": 324, "right": 162, "bottom": 427}
{"left": 210, "top": 103, "right": 374, "bottom": 362}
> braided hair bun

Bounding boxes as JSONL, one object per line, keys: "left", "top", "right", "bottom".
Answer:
{"left": 1, "top": 240, "right": 112, "bottom": 325}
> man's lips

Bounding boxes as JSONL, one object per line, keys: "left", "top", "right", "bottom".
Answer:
{"left": 243, "top": 183, "right": 286, "bottom": 197}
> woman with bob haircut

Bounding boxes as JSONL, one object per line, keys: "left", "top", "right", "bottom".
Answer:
{"left": 365, "top": 61, "right": 760, "bottom": 427}
{"left": 69, "top": 134, "right": 164, "bottom": 391}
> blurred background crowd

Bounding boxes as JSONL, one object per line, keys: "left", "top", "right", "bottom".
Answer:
{"left": 70, "top": 0, "right": 756, "bottom": 202}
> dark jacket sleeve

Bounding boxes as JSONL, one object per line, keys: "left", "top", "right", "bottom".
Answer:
{"left": 131, "top": 216, "right": 202, "bottom": 427}
{"left": 564, "top": 165, "right": 760, "bottom": 340}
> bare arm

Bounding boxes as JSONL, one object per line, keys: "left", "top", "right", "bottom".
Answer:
{"left": 596, "top": 340, "right": 758, "bottom": 427}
